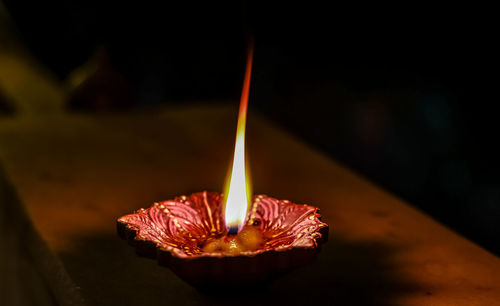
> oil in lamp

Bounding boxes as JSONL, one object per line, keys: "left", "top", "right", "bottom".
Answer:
{"left": 117, "top": 45, "right": 329, "bottom": 289}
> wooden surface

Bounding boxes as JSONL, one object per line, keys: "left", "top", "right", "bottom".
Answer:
{"left": 1, "top": 106, "right": 500, "bottom": 306}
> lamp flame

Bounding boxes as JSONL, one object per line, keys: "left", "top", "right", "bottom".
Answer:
{"left": 223, "top": 44, "right": 254, "bottom": 235}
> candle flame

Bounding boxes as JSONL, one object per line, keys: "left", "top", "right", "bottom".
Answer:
{"left": 223, "top": 44, "right": 254, "bottom": 234}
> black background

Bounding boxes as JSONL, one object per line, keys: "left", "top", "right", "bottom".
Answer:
{"left": 3, "top": 1, "right": 499, "bottom": 254}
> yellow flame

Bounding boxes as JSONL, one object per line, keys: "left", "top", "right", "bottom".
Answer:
{"left": 223, "top": 44, "right": 254, "bottom": 233}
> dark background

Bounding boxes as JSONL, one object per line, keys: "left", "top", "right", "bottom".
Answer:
{"left": 2, "top": 2, "right": 499, "bottom": 254}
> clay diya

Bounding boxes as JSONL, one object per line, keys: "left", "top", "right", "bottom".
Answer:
{"left": 117, "top": 44, "right": 329, "bottom": 288}
{"left": 117, "top": 191, "right": 328, "bottom": 288}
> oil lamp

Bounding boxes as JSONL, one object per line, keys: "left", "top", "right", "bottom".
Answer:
{"left": 117, "top": 45, "right": 329, "bottom": 288}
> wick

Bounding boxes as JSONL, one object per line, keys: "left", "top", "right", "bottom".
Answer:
{"left": 227, "top": 226, "right": 239, "bottom": 236}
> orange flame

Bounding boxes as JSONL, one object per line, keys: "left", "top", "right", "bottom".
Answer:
{"left": 223, "top": 44, "right": 254, "bottom": 234}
